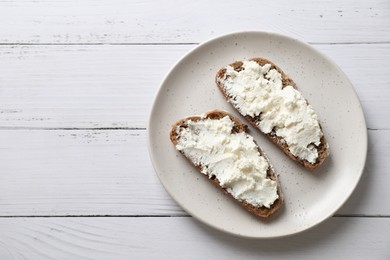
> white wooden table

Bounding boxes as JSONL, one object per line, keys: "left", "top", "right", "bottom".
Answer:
{"left": 0, "top": 0, "right": 389, "bottom": 259}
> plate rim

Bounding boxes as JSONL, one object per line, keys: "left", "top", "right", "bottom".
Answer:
{"left": 147, "top": 30, "right": 368, "bottom": 239}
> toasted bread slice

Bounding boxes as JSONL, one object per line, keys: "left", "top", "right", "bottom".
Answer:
{"left": 216, "top": 58, "right": 329, "bottom": 170}
{"left": 170, "top": 110, "right": 282, "bottom": 218}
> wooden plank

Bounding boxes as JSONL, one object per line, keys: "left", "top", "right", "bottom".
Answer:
{"left": 0, "top": 217, "right": 388, "bottom": 259}
{"left": 0, "top": 129, "right": 182, "bottom": 216}
{"left": 0, "top": 44, "right": 189, "bottom": 129}
{"left": 0, "top": 0, "right": 389, "bottom": 44}
{"left": 0, "top": 129, "right": 388, "bottom": 216}
{"left": 0, "top": 44, "right": 389, "bottom": 129}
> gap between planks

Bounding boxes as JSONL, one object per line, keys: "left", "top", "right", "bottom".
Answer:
{"left": 0, "top": 127, "right": 382, "bottom": 131}
{"left": 0, "top": 42, "right": 389, "bottom": 46}
{"left": 0, "top": 215, "right": 388, "bottom": 218}
{"left": 0, "top": 127, "right": 146, "bottom": 130}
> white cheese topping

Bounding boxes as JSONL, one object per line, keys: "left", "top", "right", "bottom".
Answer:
{"left": 220, "top": 61, "right": 323, "bottom": 164}
{"left": 175, "top": 116, "right": 278, "bottom": 208}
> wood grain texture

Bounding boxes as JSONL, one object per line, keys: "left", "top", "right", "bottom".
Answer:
{"left": 0, "top": 44, "right": 188, "bottom": 129}
{"left": 0, "top": 217, "right": 388, "bottom": 259}
{"left": 0, "top": 129, "right": 388, "bottom": 216}
{"left": 0, "top": 44, "right": 389, "bottom": 129}
{"left": 0, "top": 0, "right": 389, "bottom": 44}
{"left": 0, "top": 129, "right": 182, "bottom": 216}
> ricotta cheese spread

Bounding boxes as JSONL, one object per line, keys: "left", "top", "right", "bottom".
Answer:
{"left": 220, "top": 60, "right": 322, "bottom": 164}
{"left": 175, "top": 116, "right": 278, "bottom": 208}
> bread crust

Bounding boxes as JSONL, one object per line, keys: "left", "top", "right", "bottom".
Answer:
{"left": 216, "top": 58, "right": 329, "bottom": 170}
{"left": 170, "top": 110, "right": 282, "bottom": 218}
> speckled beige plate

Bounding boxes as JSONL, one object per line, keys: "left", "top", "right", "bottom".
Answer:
{"left": 148, "top": 31, "right": 367, "bottom": 238}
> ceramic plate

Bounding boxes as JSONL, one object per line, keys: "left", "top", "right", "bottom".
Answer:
{"left": 148, "top": 31, "right": 367, "bottom": 238}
